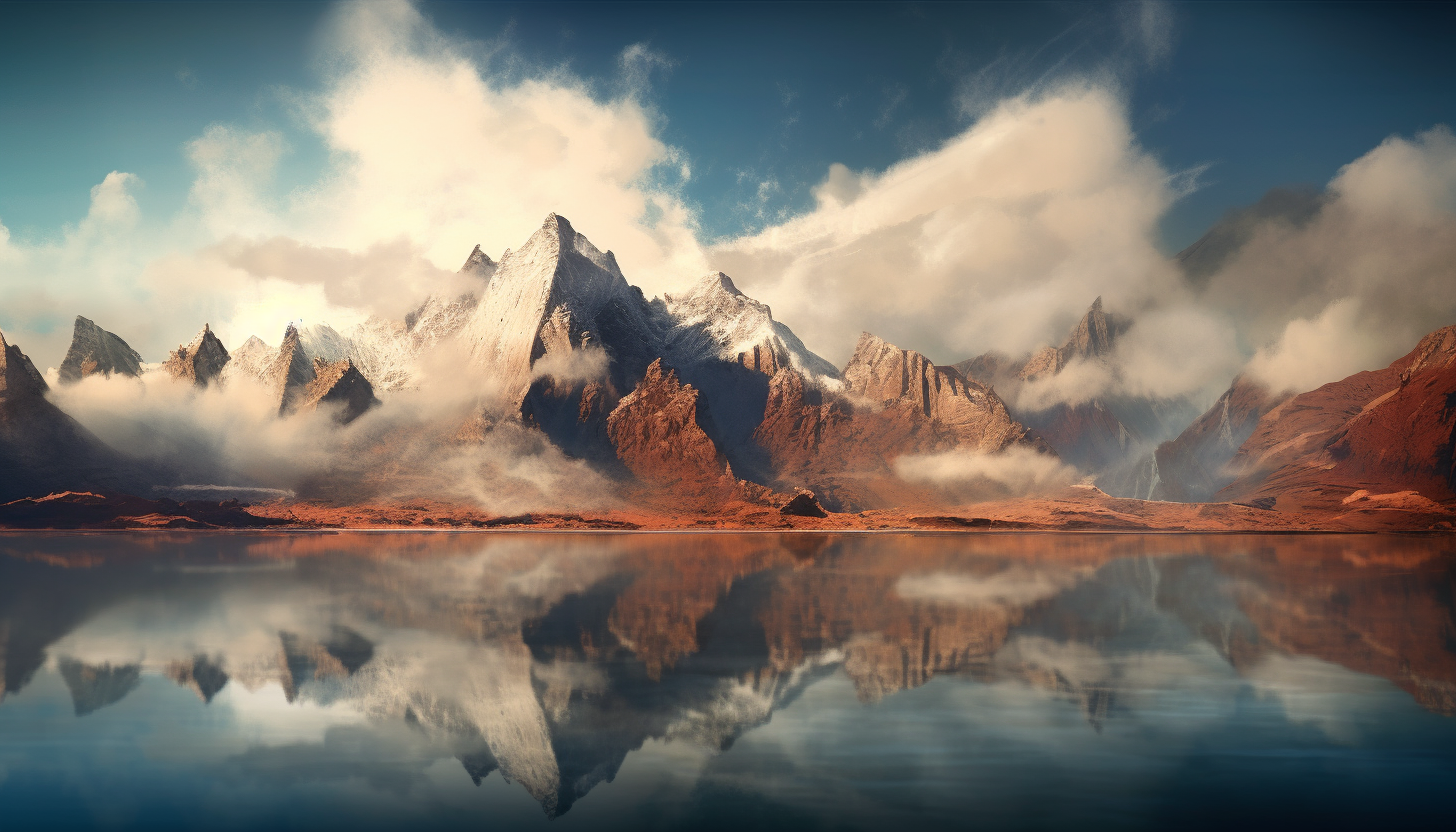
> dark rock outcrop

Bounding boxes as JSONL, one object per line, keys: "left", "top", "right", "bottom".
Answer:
{"left": 1, "top": 330, "right": 154, "bottom": 501}
{"left": 57, "top": 658, "right": 142, "bottom": 716}
{"left": 297, "top": 358, "right": 380, "bottom": 424}
{"left": 779, "top": 490, "right": 828, "bottom": 518}
{"left": 161, "top": 324, "right": 230, "bottom": 387}
{"left": 58, "top": 315, "right": 143, "bottom": 384}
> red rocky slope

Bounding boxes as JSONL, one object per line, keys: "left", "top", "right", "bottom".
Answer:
{"left": 1219, "top": 324, "right": 1456, "bottom": 510}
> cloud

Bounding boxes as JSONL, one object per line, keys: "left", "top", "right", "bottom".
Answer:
{"left": 1244, "top": 298, "right": 1384, "bottom": 393}
{"left": 1123, "top": 1, "right": 1175, "bottom": 68}
{"left": 206, "top": 235, "right": 473, "bottom": 322}
{"left": 618, "top": 42, "right": 676, "bottom": 98}
{"left": 1015, "top": 303, "right": 1243, "bottom": 411}
{"left": 712, "top": 84, "right": 1191, "bottom": 370}
{"left": 896, "top": 566, "right": 1086, "bottom": 608}
{"left": 48, "top": 369, "right": 617, "bottom": 513}
{"left": 894, "top": 446, "right": 1080, "bottom": 498}
{"left": 186, "top": 126, "right": 287, "bottom": 238}
{"left": 1204, "top": 127, "right": 1456, "bottom": 392}
{"left": 286, "top": 0, "right": 706, "bottom": 298}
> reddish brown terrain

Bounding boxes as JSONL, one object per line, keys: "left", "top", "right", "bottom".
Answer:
{"left": 605, "top": 358, "right": 735, "bottom": 497}
{"left": 753, "top": 333, "right": 1046, "bottom": 511}
{"left": 1218, "top": 325, "right": 1456, "bottom": 515}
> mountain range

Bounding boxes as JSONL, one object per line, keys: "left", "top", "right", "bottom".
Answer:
{"left": 1, "top": 212, "right": 1453, "bottom": 530}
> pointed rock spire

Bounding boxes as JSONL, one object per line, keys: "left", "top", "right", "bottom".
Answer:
{"left": 58, "top": 316, "right": 142, "bottom": 384}
{"left": 606, "top": 358, "right": 731, "bottom": 492}
{"left": 264, "top": 324, "right": 316, "bottom": 415}
{"left": 1060, "top": 296, "right": 1124, "bottom": 361}
{"left": 162, "top": 323, "right": 231, "bottom": 387}
{"left": 460, "top": 244, "right": 497, "bottom": 279}
{"left": 0, "top": 328, "right": 50, "bottom": 400}
{"left": 460, "top": 212, "right": 659, "bottom": 406}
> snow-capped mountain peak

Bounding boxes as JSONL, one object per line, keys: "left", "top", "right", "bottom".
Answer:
{"left": 664, "top": 271, "right": 839, "bottom": 382}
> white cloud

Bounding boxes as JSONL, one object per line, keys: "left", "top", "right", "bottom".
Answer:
{"left": 1244, "top": 298, "right": 1385, "bottom": 393}
{"left": 287, "top": 0, "right": 705, "bottom": 297}
{"left": 186, "top": 125, "right": 287, "bottom": 238}
{"left": 710, "top": 83, "right": 1201, "bottom": 378}
{"left": 896, "top": 566, "right": 1087, "bottom": 608}
{"left": 894, "top": 446, "right": 1080, "bottom": 497}
{"left": 1208, "top": 127, "right": 1456, "bottom": 392}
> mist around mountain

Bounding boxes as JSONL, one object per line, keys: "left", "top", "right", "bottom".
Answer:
{"left": 0, "top": 209, "right": 1453, "bottom": 529}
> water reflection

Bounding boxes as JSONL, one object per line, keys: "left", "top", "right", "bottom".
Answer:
{"left": 0, "top": 532, "right": 1453, "bottom": 829}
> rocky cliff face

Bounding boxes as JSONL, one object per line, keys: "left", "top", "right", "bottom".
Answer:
{"left": 1, "top": 329, "right": 154, "bottom": 501}
{"left": 605, "top": 359, "right": 732, "bottom": 495}
{"left": 296, "top": 358, "right": 381, "bottom": 425}
{"left": 656, "top": 272, "right": 839, "bottom": 479}
{"left": 162, "top": 324, "right": 230, "bottom": 387}
{"left": 1, "top": 330, "right": 49, "bottom": 400}
{"left": 455, "top": 215, "right": 664, "bottom": 464}
{"left": 754, "top": 334, "right": 1044, "bottom": 510}
{"left": 57, "top": 316, "right": 143, "bottom": 384}
{"left": 1324, "top": 326, "right": 1456, "bottom": 498}
{"left": 843, "top": 332, "right": 1031, "bottom": 454}
{"left": 1218, "top": 324, "right": 1456, "bottom": 509}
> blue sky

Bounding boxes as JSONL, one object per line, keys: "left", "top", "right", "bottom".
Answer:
{"left": 3, "top": 1, "right": 1451, "bottom": 250}
{"left": 2, "top": 0, "right": 1455, "bottom": 402}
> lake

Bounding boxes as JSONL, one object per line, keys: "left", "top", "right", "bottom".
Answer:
{"left": 1, "top": 532, "right": 1453, "bottom": 830}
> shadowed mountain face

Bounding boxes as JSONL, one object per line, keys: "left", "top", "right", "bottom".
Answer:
{"left": 1, "top": 533, "right": 1452, "bottom": 821}
{"left": 0, "top": 330, "right": 156, "bottom": 501}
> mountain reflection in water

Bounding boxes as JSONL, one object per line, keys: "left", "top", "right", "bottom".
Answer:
{"left": 0, "top": 532, "right": 1453, "bottom": 830}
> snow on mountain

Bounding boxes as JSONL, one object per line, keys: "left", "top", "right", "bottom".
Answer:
{"left": 298, "top": 323, "right": 354, "bottom": 364}
{"left": 459, "top": 213, "right": 661, "bottom": 404}
{"left": 273, "top": 247, "right": 498, "bottom": 393}
{"left": 663, "top": 272, "right": 840, "bottom": 384}
{"left": 218, "top": 335, "right": 275, "bottom": 386}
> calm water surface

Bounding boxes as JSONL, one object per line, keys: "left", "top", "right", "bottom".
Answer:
{"left": 1, "top": 532, "right": 1453, "bottom": 830}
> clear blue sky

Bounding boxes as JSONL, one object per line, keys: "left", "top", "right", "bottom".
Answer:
{"left": 1, "top": 1, "right": 1453, "bottom": 251}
